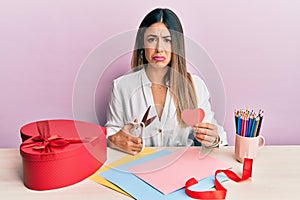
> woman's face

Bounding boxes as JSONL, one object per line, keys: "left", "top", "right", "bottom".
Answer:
{"left": 143, "top": 22, "right": 172, "bottom": 69}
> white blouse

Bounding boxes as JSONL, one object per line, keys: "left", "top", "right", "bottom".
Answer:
{"left": 105, "top": 67, "right": 228, "bottom": 147}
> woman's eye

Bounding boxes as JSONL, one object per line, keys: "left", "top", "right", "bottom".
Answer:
{"left": 147, "top": 38, "right": 156, "bottom": 42}
{"left": 164, "top": 38, "right": 172, "bottom": 43}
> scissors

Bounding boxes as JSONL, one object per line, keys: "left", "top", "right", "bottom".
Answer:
{"left": 129, "top": 105, "right": 156, "bottom": 138}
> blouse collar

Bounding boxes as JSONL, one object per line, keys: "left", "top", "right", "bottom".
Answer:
{"left": 140, "top": 66, "right": 170, "bottom": 88}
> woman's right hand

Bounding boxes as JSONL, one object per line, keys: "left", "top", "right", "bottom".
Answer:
{"left": 108, "top": 123, "right": 143, "bottom": 155}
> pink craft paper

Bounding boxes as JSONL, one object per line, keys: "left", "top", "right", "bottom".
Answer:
{"left": 129, "top": 147, "right": 230, "bottom": 194}
{"left": 128, "top": 147, "right": 231, "bottom": 195}
{"left": 181, "top": 108, "right": 205, "bottom": 127}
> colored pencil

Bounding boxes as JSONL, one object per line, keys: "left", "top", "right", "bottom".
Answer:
{"left": 254, "top": 117, "right": 260, "bottom": 137}
{"left": 237, "top": 115, "right": 242, "bottom": 135}
{"left": 256, "top": 111, "right": 264, "bottom": 136}
{"left": 250, "top": 119, "right": 257, "bottom": 137}
{"left": 234, "top": 109, "right": 264, "bottom": 137}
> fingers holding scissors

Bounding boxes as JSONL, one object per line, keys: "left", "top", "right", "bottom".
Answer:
{"left": 108, "top": 106, "right": 156, "bottom": 155}
{"left": 108, "top": 124, "right": 143, "bottom": 155}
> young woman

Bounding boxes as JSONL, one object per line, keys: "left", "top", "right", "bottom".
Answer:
{"left": 105, "top": 8, "right": 228, "bottom": 155}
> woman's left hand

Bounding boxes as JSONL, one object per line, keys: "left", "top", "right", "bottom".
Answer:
{"left": 193, "top": 122, "right": 219, "bottom": 147}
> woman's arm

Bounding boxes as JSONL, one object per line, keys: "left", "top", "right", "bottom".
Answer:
{"left": 105, "top": 79, "right": 143, "bottom": 155}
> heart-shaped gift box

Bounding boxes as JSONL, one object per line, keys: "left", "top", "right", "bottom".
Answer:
{"left": 19, "top": 119, "right": 107, "bottom": 190}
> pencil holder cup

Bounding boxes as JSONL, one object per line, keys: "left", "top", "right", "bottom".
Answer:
{"left": 234, "top": 134, "right": 265, "bottom": 163}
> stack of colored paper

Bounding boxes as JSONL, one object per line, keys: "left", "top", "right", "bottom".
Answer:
{"left": 90, "top": 147, "right": 231, "bottom": 199}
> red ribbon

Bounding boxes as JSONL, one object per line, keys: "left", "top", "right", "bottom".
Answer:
{"left": 22, "top": 134, "right": 90, "bottom": 153}
{"left": 21, "top": 120, "right": 92, "bottom": 153}
{"left": 185, "top": 158, "right": 253, "bottom": 199}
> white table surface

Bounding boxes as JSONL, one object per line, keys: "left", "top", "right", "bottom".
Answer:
{"left": 1, "top": 146, "right": 299, "bottom": 200}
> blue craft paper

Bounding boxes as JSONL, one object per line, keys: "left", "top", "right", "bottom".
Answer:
{"left": 99, "top": 150, "right": 228, "bottom": 200}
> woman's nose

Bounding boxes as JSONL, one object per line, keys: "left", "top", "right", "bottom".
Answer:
{"left": 156, "top": 39, "right": 163, "bottom": 52}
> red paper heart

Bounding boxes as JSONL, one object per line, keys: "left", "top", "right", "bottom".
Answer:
{"left": 181, "top": 108, "right": 205, "bottom": 127}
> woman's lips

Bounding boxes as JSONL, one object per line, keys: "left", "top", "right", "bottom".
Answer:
{"left": 153, "top": 56, "right": 166, "bottom": 61}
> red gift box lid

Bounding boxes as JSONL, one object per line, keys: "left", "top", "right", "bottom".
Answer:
{"left": 20, "top": 119, "right": 106, "bottom": 161}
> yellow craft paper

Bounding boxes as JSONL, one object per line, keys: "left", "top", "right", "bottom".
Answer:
{"left": 89, "top": 148, "right": 156, "bottom": 196}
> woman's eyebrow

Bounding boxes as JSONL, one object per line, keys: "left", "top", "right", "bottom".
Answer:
{"left": 146, "top": 34, "right": 158, "bottom": 38}
{"left": 146, "top": 34, "right": 171, "bottom": 38}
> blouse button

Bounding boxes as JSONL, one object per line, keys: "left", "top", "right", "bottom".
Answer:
{"left": 158, "top": 128, "right": 162, "bottom": 133}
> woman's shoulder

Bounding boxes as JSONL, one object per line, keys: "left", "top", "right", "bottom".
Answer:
{"left": 190, "top": 74, "right": 206, "bottom": 86}
{"left": 112, "top": 69, "right": 145, "bottom": 94}
{"left": 190, "top": 74, "right": 210, "bottom": 96}
{"left": 113, "top": 69, "right": 143, "bottom": 85}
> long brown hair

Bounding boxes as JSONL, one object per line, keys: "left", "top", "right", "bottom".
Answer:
{"left": 131, "top": 8, "right": 198, "bottom": 127}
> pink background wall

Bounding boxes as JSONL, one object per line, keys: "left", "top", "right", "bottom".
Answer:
{"left": 1, "top": 0, "right": 299, "bottom": 147}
